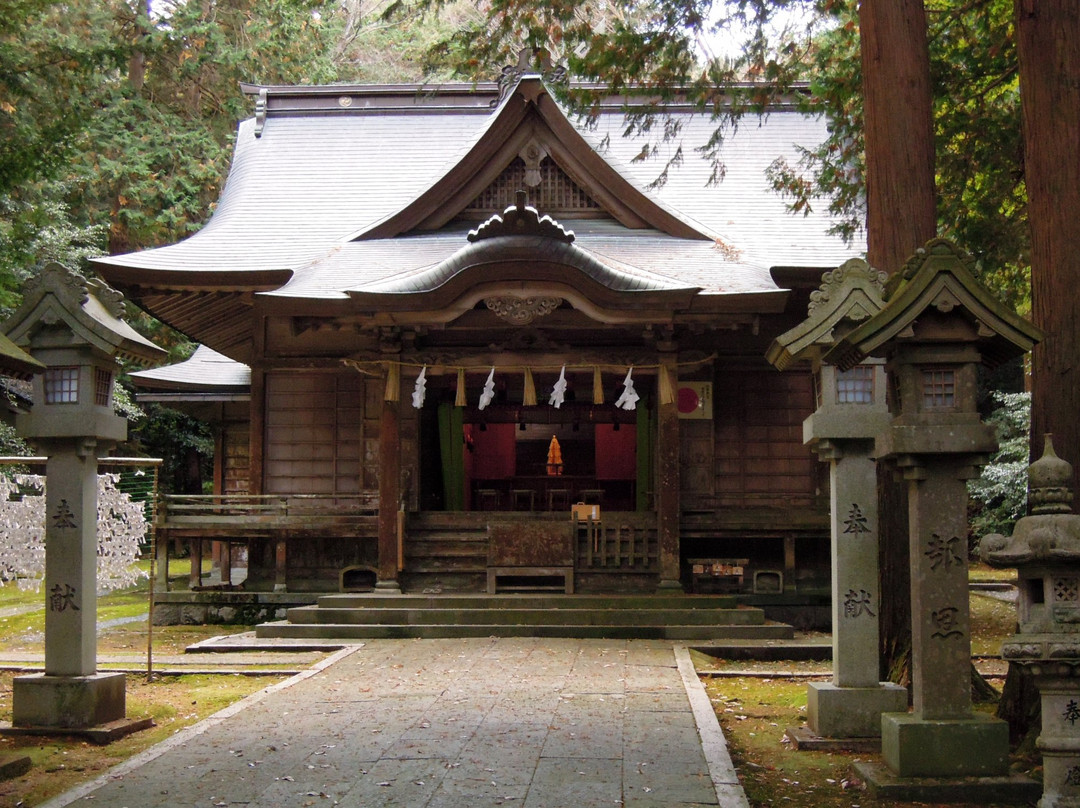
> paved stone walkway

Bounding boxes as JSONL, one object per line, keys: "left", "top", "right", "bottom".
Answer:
{"left": 42, "top": 638, "right": 749, "bottom": 808}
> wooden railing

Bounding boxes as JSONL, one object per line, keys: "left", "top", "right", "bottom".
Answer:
{"left": 155, "top": 493, "right": 381, "bottom": 592}
{"left": 575, "top": 513, "right": 658, "bottom": 571}
{"left": 158, "top": 493, "right": 379, "bottom": 530}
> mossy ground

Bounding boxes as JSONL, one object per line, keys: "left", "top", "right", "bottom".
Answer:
{"left": 0, "top": 671, "right": 280, "bottom": 807}
{"left": 701, "top": 589, "right": 1037, "bottom": 808}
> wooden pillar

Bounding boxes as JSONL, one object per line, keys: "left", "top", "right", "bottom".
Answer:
{"left": 155, "top": 530, "right": 170, "bottom": 592}
{"left": 656, "top": 361, "right": 682, "bottom": 590}
{"left": 377, "top": 399, "right": 402, "bottom": 591}
{"left": 189, "top": 538, "right": 203, "bottom": 589}
{"left": 221, "top": 542, "right": 232, "bottom": 587}
{"left": 248, "top": 366, "right": 266, "bottom": 495}
{"left": 274, "top": 535, "right": 287, "bottom": 592}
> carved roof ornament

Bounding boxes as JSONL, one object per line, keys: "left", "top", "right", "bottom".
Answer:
{"left": 765, "top": 257, "right": 887, "bottom": 371}
{"left": 254, "top": 87, "right": 268, "bottom": 138}
{"left": 519, "top": 141, "right": 550, "bottom": 188}
{"left": 981, "top": 435, "right": 1080, "bottom": 566}
{"left": 5, "top": 263, "right": 164, "bottom": 367}
{"left": 824, "top": 238, "right": 1042, "bottom": 371}
{"left": 886, "top": 237, "right": 980, "bottom": 300}
{"left": 484, "top": 295, "right": 563, "bottom": 325}
{"left": 20, "top": 262, "right": 91, "bottom": 313}
{"left": 1028, "top": 434, "right": 1075, "bottom": 516}
{"left": 468, "top": 190, "right": 575, "bottom": 244}
{"left": 807, "top": 258, "right": 888, "bottom": 317}
{"left": 496, "top": 47, "right": 568, "bottom": 105}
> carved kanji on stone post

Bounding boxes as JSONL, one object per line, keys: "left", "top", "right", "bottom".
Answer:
{"left": 826, "top": 239, "right": 1040, "bottom": 785}
{"left": 1, "top": 264, "right": 163, "bottom": 737}
{"left": 768, "top": 258, "right": 907, "bottom": 746}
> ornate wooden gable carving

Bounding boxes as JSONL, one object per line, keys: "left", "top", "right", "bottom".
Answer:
{"left": 463, "top": 152, "right": 603, "bottom": 220}
{"left": 468, "top": 190, "right": 576, "bottom": 244}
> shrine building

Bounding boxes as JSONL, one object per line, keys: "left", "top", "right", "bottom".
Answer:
{"left": 94, "top": 70, "right": 864, "bottom": 619}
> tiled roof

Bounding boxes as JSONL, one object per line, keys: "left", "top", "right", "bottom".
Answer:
{"left": 129, "top": 345, "right": 250, "bottom": 390}
{"left": 95, "top": 80, "right": 863, "bottom": 299}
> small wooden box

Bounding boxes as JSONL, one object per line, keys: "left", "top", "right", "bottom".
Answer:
{"left": 572, "top": 502, "right": 600, "bottom": 521}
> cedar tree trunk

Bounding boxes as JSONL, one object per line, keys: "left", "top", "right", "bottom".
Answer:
{"left": 1019, "top": 0, "right": 1080, "bottom": 499}
{"left": 858, "top": 0, "right": 936, "bottom": 685}
{"left": 1000, "top": 0, "right": 1080, "bottom": 740}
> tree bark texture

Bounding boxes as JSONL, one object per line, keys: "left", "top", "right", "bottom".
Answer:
{"left": 859, "top": 0, "right": 937, "bottom": 275}
{"left": 1018, "top": 0, "right": 1080, "bottom": 498}
{"left": 1000, "top": 0, "right": 1080, "bottom": 744}
{"left": 859, "top": 0, "right": 937, "bottom": 686}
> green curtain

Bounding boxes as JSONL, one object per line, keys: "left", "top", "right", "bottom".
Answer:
{"left": 437, "top": 403, "right": 465, "bottom": 510}
{"left": 635, "top": 404, "right": 654, "bottom": 511}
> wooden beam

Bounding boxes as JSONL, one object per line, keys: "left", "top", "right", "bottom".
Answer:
{"left": 377, "top": 398, "right": 402, "bottom": 591}
{"left": 655, "top": 358, "right": 682, "bottom": 590}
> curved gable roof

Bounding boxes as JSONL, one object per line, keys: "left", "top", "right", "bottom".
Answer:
{"left": 354, "top": 76, "right": 717, "bottom": 242}
{"left": 91, "top": 77, "right": 863, "bottom": 356}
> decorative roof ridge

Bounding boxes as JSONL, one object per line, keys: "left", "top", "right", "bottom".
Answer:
{"left": 238, "top": 80, "right": 810, "bottom": 113}
{"left": 823, "top": 238, "right": 1042, "bottom": 371}
{"left": 353, "top": 231, "right": 698, "bottom": 297}
{"left": 468, "top": 192, "right": 575, "bottom": 244}
{"left": 766, "top": 257, "right": 887, "bottom": 370}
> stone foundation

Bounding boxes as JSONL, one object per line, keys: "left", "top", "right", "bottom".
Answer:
{"left": 807, "top": 681, "right": 908, "bottom": 738}
{"left": 12, "top": 672, "right": 125, "bottom": 729}
{"left": 881, "top": 711, "right": 1010, "bottom": 778}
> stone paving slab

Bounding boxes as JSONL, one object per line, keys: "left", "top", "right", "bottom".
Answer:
{"left": 39, "top": 638, "right": 750, "bottom": 808}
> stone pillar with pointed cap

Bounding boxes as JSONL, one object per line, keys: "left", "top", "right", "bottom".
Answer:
{"left": 2, "top": 264, "right": 163, "bottom": 734}
{"left": 826, "top": 239, "right": 1041, "bottom": 783}
{"left": 767, "top": 258, "right": 907, "bottom": 744}
{"left": 983, "top": 436, "right": 1080, "bottom": 808}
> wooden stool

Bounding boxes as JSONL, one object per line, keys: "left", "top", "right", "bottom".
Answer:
{"left": 477, "top": 488, "right": 500, "bottom": 511}
{"left": 547, "top": 488, "right": 570, "bottom": 510}
{"left": 579, "top": 488, "right": 604, "bottom": 505}
{"left": 511, "top": 489, "right": 535, "bottom": 511}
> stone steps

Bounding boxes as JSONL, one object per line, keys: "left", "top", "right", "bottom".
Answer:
{"left": 311, "top": 593, "right": 738, "bottom": 609}
{"left": 254, "top": 593, "right": 794, "bottom": 641}
{"left": 256, "top": 621, "right": 794, "bottom": 641}
{"left": 283, "top": 606, "right": 765, "bottom": 627}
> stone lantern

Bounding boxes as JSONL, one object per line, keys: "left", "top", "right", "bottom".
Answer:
{"left": 767, "top": 258, "right": 907, "bottom": 745}
{"left": 826, "top": 239, "right": 1041, "bottom": 789}
{"left": 2, "top": 263, "right": 163, "bottom": 736}
{"left": 982, "top": 436, "right": 1080, "bottom": 808}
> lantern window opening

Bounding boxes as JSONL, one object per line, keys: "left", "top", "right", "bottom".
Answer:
{"left": 836, "top": 365, "right": 874, "bottom": 404}
{"left": 44, "top": 366, "right": 80, "bottom": 404}
{"left": 94, "top": 367, "right": 113, "bottom": 407}
{"left": 1027, "top": 578, "right": 1045, "bottom": 605}
{"left": 1053, "top": 577, "right": 1080, "bottom": 603}
{"left": 920, "top": 368, "right": 957, "bottom": 410}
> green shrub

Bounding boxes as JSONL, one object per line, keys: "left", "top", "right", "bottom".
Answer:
{"left": 969, "top": 391, "right": 1030, "bottom": 543}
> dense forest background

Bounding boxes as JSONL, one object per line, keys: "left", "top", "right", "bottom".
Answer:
{"left": 5, "top": 0, "right": 1078, "bottom": 738}
{"left": 0, "top": 0, "right": 1050, "bottom": 491}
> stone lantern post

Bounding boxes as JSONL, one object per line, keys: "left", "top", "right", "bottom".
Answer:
{"left": 2, "top": 264, "right": 163, "bottom": 735}
{"left": 826, "top": 239, "right": 1041, "bottom": 789}
{"left": 767, "top": 258, "right": 907, "bottom": 745}
{"left": 983, "top": 437, "right": 1080, "bottom": 808}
